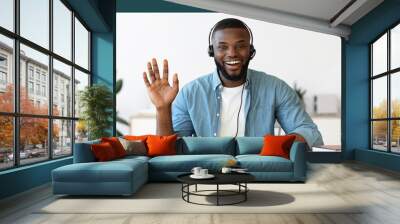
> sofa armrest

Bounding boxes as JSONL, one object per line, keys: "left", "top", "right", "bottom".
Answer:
{"left": 73, "top": 140, "right": 100, "bottom": 163}
{"left": 289, "top": 141, "right": 306, "bottom": 181}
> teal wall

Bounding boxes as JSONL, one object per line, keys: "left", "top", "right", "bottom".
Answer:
{"left": 344, "top": 0, "right": 400, "bottom": 171}
{"left": 0, "top": 158, "right": 72, "bottom": 199}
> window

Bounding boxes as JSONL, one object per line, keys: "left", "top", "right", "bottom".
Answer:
{"left": 28, "top": 67, "right": 34, "bottom": 80}
{"left": 0, "top": 54, "right": 7, "bottom": 87}
{"left": 0, "top": 54, "right": 7, "bottom": 67}
{"left": 75, "top": 18, "right": 89, "bottom": 69}
{"left": 0, "top": 0, "right": 91, "bottom": 170}
{"left": 35, "top": 70, "right": 41, "bottom": 81}
{"left": 28, "top": 81, "right": 34, "bottom": 94}
{"left": 53, "top": 59, "right": 72, "bottom": 117}
{"left": 0, "top": 71, "right": 6, "bottom": 85}
{"left": 371, "top": 23, "right": 400, "bottom": 154}
{"left": 35, "top": 85, "right": 40, "bottom": 98}
{"left": 53, "top": 119, "right": 72, "bottom": 158}
{"left": 20, "top": 0, "right": 49, "bottom": 49}
{"left": 0, "top": 35, "right": 13, "bottom": 113}
{"left": 53, "top": 0, "right": 72, "bottom": 60}
{"left": 42, "top": 85, "right": 46, "bottom": 97}
{"left": 0, "top": 0, "right": 14, "bottom": 32}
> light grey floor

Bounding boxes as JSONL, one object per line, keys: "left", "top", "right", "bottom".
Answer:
{"left": 1, "top": 162, "right": 400, "bottom": 224}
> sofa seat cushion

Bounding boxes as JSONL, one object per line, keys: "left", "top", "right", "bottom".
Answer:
{"left": 149, "top": 154, "right": 235, "bottom": 172}
{"left": 52, "top": 159, "right": 147, "bottom": 183}
{"left": 236, "top": 155, "right": 293, "bottom": 172}
{"left": 116, "top": 155, "right": 150, "bottom": 163}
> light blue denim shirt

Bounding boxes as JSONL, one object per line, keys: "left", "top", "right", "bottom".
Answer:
{"left": 172, "top": 68, "right": 324, "bottom": 147}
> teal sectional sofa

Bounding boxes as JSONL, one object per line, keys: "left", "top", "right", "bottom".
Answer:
{"left": 52, "top": 137, "right": 306, "bottom": 196}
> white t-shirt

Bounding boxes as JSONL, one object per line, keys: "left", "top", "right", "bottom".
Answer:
{"left": 217, "top": 85, "right": 246, "bottom": 137}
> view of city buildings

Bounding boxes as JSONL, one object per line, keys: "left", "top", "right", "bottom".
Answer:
{"left": 0, "top": 40, "right": 86, "bottom": 169}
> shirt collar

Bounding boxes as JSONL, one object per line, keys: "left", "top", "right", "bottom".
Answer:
{"left": 212, "top": 69, "right": 251, "bottom": 91}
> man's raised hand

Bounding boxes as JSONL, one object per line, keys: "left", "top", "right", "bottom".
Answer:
{"left": 143, "top": 58, "right": 179, "bottom": 110}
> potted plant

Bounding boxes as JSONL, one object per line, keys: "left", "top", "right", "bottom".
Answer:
{"left": 79, "top": 84, "right": 113, "bottom": 140}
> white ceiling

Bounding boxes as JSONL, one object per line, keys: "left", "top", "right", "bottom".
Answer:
{"left": 165, "top": 0, "right": 384, "bottom": 38}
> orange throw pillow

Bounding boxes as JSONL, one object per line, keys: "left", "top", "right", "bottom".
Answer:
{"left": 91, "top": 142, "right": 117, "bottom": 161}
{"left": 101, "top": 137, "right": 127, "bottom": 158}
{"left": 124, "top": 135, "right": 152, "bottom": 141}
{"left": 260, "top": 135, "right": 296, "bottom": 159}
{"left": 146, "top": 134, "right": 178, "bottom": 157}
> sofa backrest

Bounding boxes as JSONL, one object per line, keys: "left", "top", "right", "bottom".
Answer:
{"left": 235, "top": 137, "right": 264, "bottom": 155}
{"left": 73, "top": 139, "right": 100, "bottom": 163}
{"left": 177, "top": 137, "right": 236, "bottom": 155}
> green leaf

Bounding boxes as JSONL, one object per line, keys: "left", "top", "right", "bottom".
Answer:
{"left": 116, "top": 79, "right": 123, "bottom": 94}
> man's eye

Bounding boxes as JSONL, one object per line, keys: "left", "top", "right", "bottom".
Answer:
{"left": 218, "top": 46, "right": 228, "bottom": 50}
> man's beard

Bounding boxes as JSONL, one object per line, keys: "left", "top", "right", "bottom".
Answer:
{"left": 214, "top": 59, "right": 250, "bottom": 82}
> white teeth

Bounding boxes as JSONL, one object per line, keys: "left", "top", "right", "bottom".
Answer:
{"left": 225, "top": 60, "right": 240, "bottom": 65}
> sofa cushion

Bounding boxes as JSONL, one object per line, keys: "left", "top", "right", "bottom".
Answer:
{"left": 52, "top": 159, "right": 147, "bottom": 183}
{"left": 260, "top": 135, "right": 296, "bottom": 159}
{"left": 118, "top": 138, "right": 147, "bottom": 156}
{"left": 178, "top": 137, "right": 235, "bottom": 155}
{"left": 148, "top": 154, "right": 235, "bottom": 172}
{"left": 147, "top": 134, "right": 178, "bottom": 157}
{"left": 236, "top": 155, "right": 293, "bottom": 172}
{"left": 91, "top": 142, "right": 118, "bottom": 161}
{"left": 235, "top": 137, "right": 263, "bottom": 155}
{"left": 101, "top": 137, "right": 127, "bottom": 158}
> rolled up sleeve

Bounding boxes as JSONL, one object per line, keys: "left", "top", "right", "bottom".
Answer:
{"left": 275, "top": 81, "right": 324, "bottom": 147}
{"left": 172, "top": 88, "right": 195, "bottom": 137}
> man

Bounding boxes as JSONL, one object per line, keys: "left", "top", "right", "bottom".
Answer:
{"left": 142, "top": 18, "right": 323, "bottom": 147}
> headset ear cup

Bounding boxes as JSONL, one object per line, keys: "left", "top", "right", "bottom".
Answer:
{"left": 208, "top": 45, "right": 214, "bottom": 57}
{"left": 250, "top": 45, "right": 256, "bottom": 60}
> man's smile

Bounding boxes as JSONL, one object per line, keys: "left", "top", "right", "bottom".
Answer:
{"left": 224, "top": 59, "right": 242, "bottom": 71}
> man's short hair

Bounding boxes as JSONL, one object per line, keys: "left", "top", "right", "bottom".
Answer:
{"left": 211, "top": 18, "right": 250, "bottom": 40}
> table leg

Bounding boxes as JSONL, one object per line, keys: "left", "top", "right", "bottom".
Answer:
{"left": 217, "top": 184, "right": 219, "bottom": 206}
{"left": 245, "top": 183, "right": 247, "bottom": 201}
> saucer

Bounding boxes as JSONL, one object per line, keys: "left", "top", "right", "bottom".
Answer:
{"left": 190, "top": 174, "right": 215, "bottom": 179}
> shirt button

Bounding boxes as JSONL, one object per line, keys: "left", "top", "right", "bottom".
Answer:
{"left": 214, "top": 133, "right": 217, "bottom": 136}
{"left": 216, "top": 113, "right": 220, "bottom": 117}
{"left": 217, "top": 96, "right": 220, "bottom": 99}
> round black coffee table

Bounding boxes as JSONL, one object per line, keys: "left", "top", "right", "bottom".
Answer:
{"left": 177, "top": 173, "right": 255, "bottom": 206}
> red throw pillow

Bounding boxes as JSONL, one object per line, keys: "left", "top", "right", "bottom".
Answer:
{"left": 260, "top": 135, "right": 296, "bottom": 159}
{"left": 91, "top": 142, "right": 117, "bottom": 161}
{"left": 101, "top": 137, "right": 127, "bottom": 158}
{"left": 146, "top": 134, "right": 178, "bottom": 157}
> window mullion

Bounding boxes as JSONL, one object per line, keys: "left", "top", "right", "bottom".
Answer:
{"left": 71, "top": 10, "right": 76, "bottom": 155}
{"left": 49, "top": 0, "right": 54, "bottom": 160}
{"left": 14, "top": 0, "right": 20, "bottom": 167}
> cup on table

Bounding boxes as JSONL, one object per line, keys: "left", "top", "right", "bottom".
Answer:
{"left": 221, "top": 167, "right": 232, "bottom": 174}
{"left": 191, "top": 167, "right": 202, "bottom": 176}
{"left": 199, "top": 168, "right": 208, "bottom": 176}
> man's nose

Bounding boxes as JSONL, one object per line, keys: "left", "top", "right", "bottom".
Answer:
{"left": 226, "top": 46, "right": 238, "bottom": 56}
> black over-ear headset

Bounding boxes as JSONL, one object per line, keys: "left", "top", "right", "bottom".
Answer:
{"left": 207, "top": 20, "right": 256, "bottom": 59}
